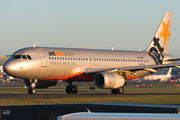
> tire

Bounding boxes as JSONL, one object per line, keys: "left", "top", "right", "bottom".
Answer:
{"left": 32, "top": 89, "right": 36, "bottom": 94}
{"left": 111, "top": 89, "right": 118, "bottom": 94}
{"left": 28, "top": 88, "right": 36, "bottom": 94}
{"left": 117, "top": 87, "right": 124, "bottom": 94}
{"left": 66, "top": 86, "right": 72, "bottom": 94}
{"left": 72, "top": 85, "right": 78, "bottom": 94}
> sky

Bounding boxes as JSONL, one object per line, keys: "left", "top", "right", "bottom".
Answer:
{"left": 1, "top": 0, "right": 180, "bottom": 57}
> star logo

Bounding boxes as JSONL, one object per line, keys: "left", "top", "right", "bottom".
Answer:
{"left": 159, "top": 20, "right": 171, "bottom": 48}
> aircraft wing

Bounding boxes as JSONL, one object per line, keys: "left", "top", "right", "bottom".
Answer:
{"left": 85, "top": 63, "right": 180, "bottom": 75}
{"left": 163, "top": 58, "right": 180, "bottom": 62}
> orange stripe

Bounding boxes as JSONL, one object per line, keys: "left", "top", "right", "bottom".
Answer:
{"left": 126, "top": 76, "right": 143, "bottom": 80}
{"left": 41, "top": 72, "right": 143, "bottom": 81}
{"left": 41, "top": 71, "right": 93, "bottom": 81}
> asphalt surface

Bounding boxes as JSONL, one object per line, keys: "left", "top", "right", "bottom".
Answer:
{"left": 0, "top": 93, "right": 180, "bottom": 98}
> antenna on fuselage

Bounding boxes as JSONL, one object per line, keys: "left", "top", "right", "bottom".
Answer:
{"left": 33, "top": 43, "right": 36, "bottom": 48}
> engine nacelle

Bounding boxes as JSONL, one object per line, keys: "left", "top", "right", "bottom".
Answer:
{"left": 94, "top": 72, "right": 127, "bottom": 89}
{"left": 24, "top": 79, "right": 57, "bottom": 88}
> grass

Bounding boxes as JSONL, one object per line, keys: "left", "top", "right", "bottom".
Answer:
{"left": 0, "top": 83, "right": 180, "bottom": 106}
{"left": 0, "top": 95, "right": 180, "bottom": 106}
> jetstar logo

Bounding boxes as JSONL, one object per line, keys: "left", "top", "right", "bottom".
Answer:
{"left": 48, "top": 51, "right": 74, "bottom": 56}
{"left": 148, "top": 37, "right": 164, "bottom": 64}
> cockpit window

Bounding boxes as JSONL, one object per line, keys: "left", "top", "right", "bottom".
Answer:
{"left": 27, "top": 55, "right": 32, "bottom": 59}
{"left": 13, "top": 55, "right": 21, "bottom": 59}
{"left": 12, "top": 55, "right": 32, "bottom": 60}
{"left": 22, "top": 55, "right": 27, "bottom": 59}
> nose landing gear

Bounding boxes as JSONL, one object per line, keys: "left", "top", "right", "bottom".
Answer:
{"left": 27, "top": 79, "right": 37, "bottom": 94}
{"left": 28, "top": 88, "right": 36, "bottom": 94}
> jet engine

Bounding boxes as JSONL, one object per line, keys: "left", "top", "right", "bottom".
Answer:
{"left": 94, "top": 72, "right": 127, "bottom": 89}
{"left": 24, "top": 79, "right": 57, "bottom": 89}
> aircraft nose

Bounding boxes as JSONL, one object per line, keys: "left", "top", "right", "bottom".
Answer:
{"left": 3, "top": 61, "right": 17, "bottom": 76}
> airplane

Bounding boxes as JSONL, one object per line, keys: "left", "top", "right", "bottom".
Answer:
{"left": 168, "top": 69, "right": 180, "bottom": 82}
{"left": 144, "top": 67, "right": 172, "bottom": 82}
{"left": 3, "top": 12, "right": 180, "bottom": 94}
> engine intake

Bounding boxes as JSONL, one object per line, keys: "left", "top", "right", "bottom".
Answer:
{"left": 94, "top": 72, "right": 127, "bottom": 89}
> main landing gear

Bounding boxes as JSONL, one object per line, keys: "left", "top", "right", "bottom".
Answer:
{"left": 111, "top": 87, "right": 124, "bottom": 94}
{"left": 66, "top": 81, "right": 78, "bottom": 94}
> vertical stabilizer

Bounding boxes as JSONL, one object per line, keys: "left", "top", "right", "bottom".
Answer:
{"left": 145, "top": 12, "right": 173, "bottom": 54}
{"left": 167, "top": 67, "right": 172, "bottom": 75}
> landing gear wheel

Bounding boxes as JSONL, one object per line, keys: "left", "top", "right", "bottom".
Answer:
{"left": 111, "top": 89, "right": 118, "bottom": 94}
{"left": 72, "top": 85, "right": 78, "bottom": 94}
{"left": 66, "top": 86, "right": 72, "bottom": 94}
{"left": 28, "top": 88, "right": 36, "bottom": 94}
{"left": 117, "top": 87, "right": 124, "bottom": 94}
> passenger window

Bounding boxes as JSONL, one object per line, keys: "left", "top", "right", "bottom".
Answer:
{"left": 27, "top": 55, "right": 32, "bottom": 59}
{"left": 22, "top": 55, "right": 27, "bottom": 59}
{"left": 13, "top": 55, "right": 21, "bottom": 59}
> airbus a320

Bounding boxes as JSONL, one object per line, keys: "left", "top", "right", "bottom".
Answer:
{"left": 3, "top": 12, "right": 180, "bottom": 94}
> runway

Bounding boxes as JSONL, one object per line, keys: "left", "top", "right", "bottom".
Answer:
{"left": 0, "top": 93, "right": 180, "bottom": 98}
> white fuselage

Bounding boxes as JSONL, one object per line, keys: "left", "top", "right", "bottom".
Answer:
{"left": 3, "top": 47, "right": 176, "bottom": 81}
